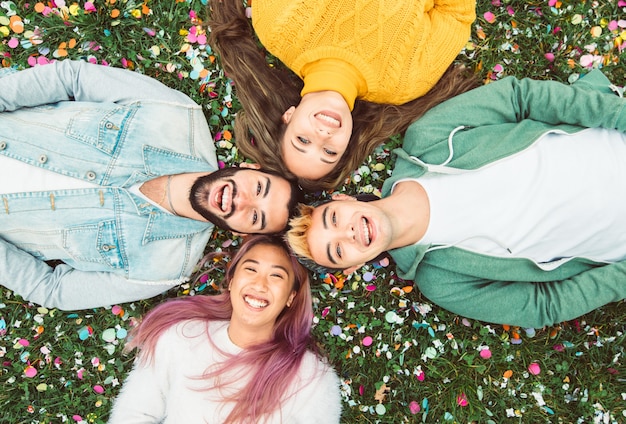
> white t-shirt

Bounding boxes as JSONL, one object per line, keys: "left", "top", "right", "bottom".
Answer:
{"left": 0, "top": 155, "right": 97, "bottom": 193}
{"left": 413, "top": 128, "right": 626, "bottom": 264}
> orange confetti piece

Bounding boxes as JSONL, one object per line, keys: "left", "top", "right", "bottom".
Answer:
{"left": 68, "top": 38, "right": 77, "bottom": 49}
{"left": 503, "top": 370, "right": 513, "bottom": 379}
{"left": 223, "top": 130, "right": 232, "bottom": 141}
{"left": 142, "top": 3, "right": 151, "bottom": 15}
{"left": 9, "top": 16, "right": 24, "bottom": 34}
{"left": 34, "top": 2, "right": 46, "bottom": 13}
{"left": 502, "top": 324, "right": 510, "bottom": 331}
{"left": 476, "top": 28, "right": 486, "bottom": 40}
{"left": 111, "top": 9, "right": 120, "bottom": 18}
{"left": 401, "top": 285, "right": 413, "bottom": 293}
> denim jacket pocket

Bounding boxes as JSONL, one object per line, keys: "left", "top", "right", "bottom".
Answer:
{"left": 64, "top": 220, "right": 126, "bottom": 271}
{"left": 66, "top": 104, "right": 135, "bottom": 155}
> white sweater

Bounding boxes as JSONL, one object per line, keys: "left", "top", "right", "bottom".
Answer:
{"left": 108, "top": 320, "right": 342, "bottom": 423}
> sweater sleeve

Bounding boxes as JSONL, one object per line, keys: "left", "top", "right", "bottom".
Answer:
{"left": 414, "top": 255, "right": 626, "bottom": 328}
{"left": 0, "top": 60, "right": 196, "bottom": 112}
{"left": 107, "top": 329, "right": 177, "bottom": 423}
{"left": 285, "top": 356, "right": 342, "bottom": 423}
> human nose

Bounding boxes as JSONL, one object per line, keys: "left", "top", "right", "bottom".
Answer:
{"left": 251, "top": 274, "right": 269, "bottom": 291}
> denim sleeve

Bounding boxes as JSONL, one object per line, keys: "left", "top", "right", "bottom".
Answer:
{"left": 0, "top": 59, "right": 197, "bottom": 111}
{"left": 0, "top": 239, "right": 177, "bottom": 310}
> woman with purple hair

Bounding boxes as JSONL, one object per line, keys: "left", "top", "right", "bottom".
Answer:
{"left": 108, "top": 235, "right": 341, "bottom": 423}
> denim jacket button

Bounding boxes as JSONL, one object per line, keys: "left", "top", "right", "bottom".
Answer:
{"left": 38, "top": 154, "right": 48, "bottom": 164}
{"left": 0, "top": 141, "right": 6, "bottom": 150}
{"left": 101, "top": 245, "right": 111, "bottom": 252}
{"left": 86, "top": 171, "right": 97, "bottom": 180}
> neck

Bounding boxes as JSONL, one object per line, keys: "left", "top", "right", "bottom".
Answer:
{"left": 227, "top": 322, "right": 272, "bottom": 348}
{"left": 139, "top": 172, "right": 211, "bottom": 221}
{"left": 378, "top": 181, "right": 430, "bottom": 250}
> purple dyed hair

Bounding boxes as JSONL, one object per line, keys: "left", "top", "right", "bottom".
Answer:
{"left": 124, "top": 234, "right": 315, "bottom": 424}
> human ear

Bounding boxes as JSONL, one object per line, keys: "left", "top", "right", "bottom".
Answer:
{"left": 239, "top": 162, "right": 261, "bottom": 170}
{"left": 286, "top": 291, "right": 296, "bottom": 307}
{"left": 281, "top": 106, "right": 296, "bottom": 124}
{"left": 342, "top": 263, "right": 365, "bottom": 275}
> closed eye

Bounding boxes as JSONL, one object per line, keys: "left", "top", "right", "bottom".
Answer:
{"left": 324, "top": 148, "right": 337, "bottom": 156}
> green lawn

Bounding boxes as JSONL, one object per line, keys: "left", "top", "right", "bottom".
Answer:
{"left": 1, "top": 0, "right": 625, "bottom": 422}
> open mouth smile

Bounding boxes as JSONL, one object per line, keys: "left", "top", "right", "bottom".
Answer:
{"left": 244, "top": 295, "right": 268, "bottom": 309}
{"left": 213, "top": 184, "right": 232, "bottom": 213}
{"left": 315, "top": 111, "right": 341, "bottom": 128}
{"left": 361, "top": 217, "right": 372, "bottom": 247}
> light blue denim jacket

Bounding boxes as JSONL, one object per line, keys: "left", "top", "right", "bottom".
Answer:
{"left": 0, "top": 60, "right": 217, "bottom": 309}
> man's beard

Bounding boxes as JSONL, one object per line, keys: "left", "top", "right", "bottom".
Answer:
{"left": 189, "top": 167, "right": 241, "bottom": 232}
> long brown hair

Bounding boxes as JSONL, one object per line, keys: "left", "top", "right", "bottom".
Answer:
{"left": 208, "top": 0, "right": 480, "bottom": 191}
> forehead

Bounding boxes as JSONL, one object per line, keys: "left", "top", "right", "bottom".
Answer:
{"left": 238, "top": 244, "right": 293, "bottom": 272}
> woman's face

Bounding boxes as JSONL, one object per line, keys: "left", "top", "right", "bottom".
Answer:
{"left": 281, "top": 91, "right": 353, "bottom": 180}
{"left": 228, "top": 243, "right": 296, "bottom": 344}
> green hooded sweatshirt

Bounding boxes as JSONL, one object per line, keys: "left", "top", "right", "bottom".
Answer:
{"left": 381, "top": 70, "right": 626, "bottom": 327}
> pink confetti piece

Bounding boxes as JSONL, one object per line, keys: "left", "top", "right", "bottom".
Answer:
{"left": 365, "top": 284, "right": 376, "bottom": 291}
{"left": 409, "top": 401, "right": 421, "bottom": 414}
{"left": 18, "top": 338, "right": 29, "bottom": 347}
{"left": 528, "top": 362, "right": 541, "bottom": 375}
{"left": 484, "top": 11, "right": 496, "bottom": 24}
{"left": 479, "top": 348, "right": 492, "bottom": 359}
{"left": 93, "top": 385, "right": 105, "bottom": 394}
{"left": 544, "top": 53, "right": 555, "bottom": 62}
{"left": 457, "top": 393, "right": 469, "bottom": 407}
{"left": 362, "top": 336, "right": 373, "bottom": 346}
{"left": 24, "top": 365, "right": 37, "bottom": 377}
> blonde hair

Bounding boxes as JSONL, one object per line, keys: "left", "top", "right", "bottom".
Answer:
{"left": 285, "top": 204, "right": 315, "bottom": 261}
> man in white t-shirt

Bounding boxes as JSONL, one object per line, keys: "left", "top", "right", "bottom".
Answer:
{"left": 288, "top": 69, "right": 626, "bottom": 328}
{"left": 0, "top": 60, "right": 301, "bottom": 310}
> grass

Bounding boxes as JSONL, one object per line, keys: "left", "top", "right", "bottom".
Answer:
{"left": 1, "top": 0, "right": 625, "bottom": 422}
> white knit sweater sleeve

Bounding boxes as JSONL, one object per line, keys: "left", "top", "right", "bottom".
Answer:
{"left": 283, "top": 353, "right": 343, "bottom": 423}
{"left": 107, "top": 326, "right": 178, "bottom": 423}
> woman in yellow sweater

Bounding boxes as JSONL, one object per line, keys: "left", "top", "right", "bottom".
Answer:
{"left": 209, "top": 0, "right": 477, "bottom": 190}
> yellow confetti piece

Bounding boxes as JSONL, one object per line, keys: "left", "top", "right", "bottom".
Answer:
{"left": 571, "top": 14, "right": 583, "bottom": 25}
{"left": 130, "top": 9, "right": 142, "bottom": 18}
{"left": 69, "top": 4, "right": 80, "bottom": 16}
{"left": 0, "top": 26, "right": 9, "bottom": 37}
{"left": 372, "top": 163, "right": 386, "bottom": 171}
{"left": 0, "top": 16, "right": 10, "bottom": 25}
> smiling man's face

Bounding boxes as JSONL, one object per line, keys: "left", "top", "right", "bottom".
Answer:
{"left": 306, "top": 198, "right": 392, "bottom": 270}
{"left": 190, "top": 168, "right": 294, "bottom": 234}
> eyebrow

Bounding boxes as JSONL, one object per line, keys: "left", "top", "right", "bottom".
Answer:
{"left": 256, "top": 177, "right": 270, "bottom": 231}
{"left": 290, "top": 140, "right": 337, "bottom": 164}
{"left": 321, "top": 206, "right": 338, "bottom": 265}
{"left": 242, "top": 258, "right": 289, "bottom": 274}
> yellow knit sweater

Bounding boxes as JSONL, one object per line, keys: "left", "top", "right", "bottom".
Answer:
{"left": 252, "top": 0, "right": 476, "bottom": 109}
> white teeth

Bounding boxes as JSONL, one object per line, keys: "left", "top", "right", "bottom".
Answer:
{"left": 317, "top": 113, "right": 340, "bottom": 127}
{"left": 244, "top": 295, "right": 268, "bottom": 309}
{"left": 220, "top": 186, "right": 230, "bottom": 212}
{"left": 362, "top": 218, "right": 370, "bottom": 246}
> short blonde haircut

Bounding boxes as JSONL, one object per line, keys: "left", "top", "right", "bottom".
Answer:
{"left": 286, "top": 204, "right": 315, "bottom": 261}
